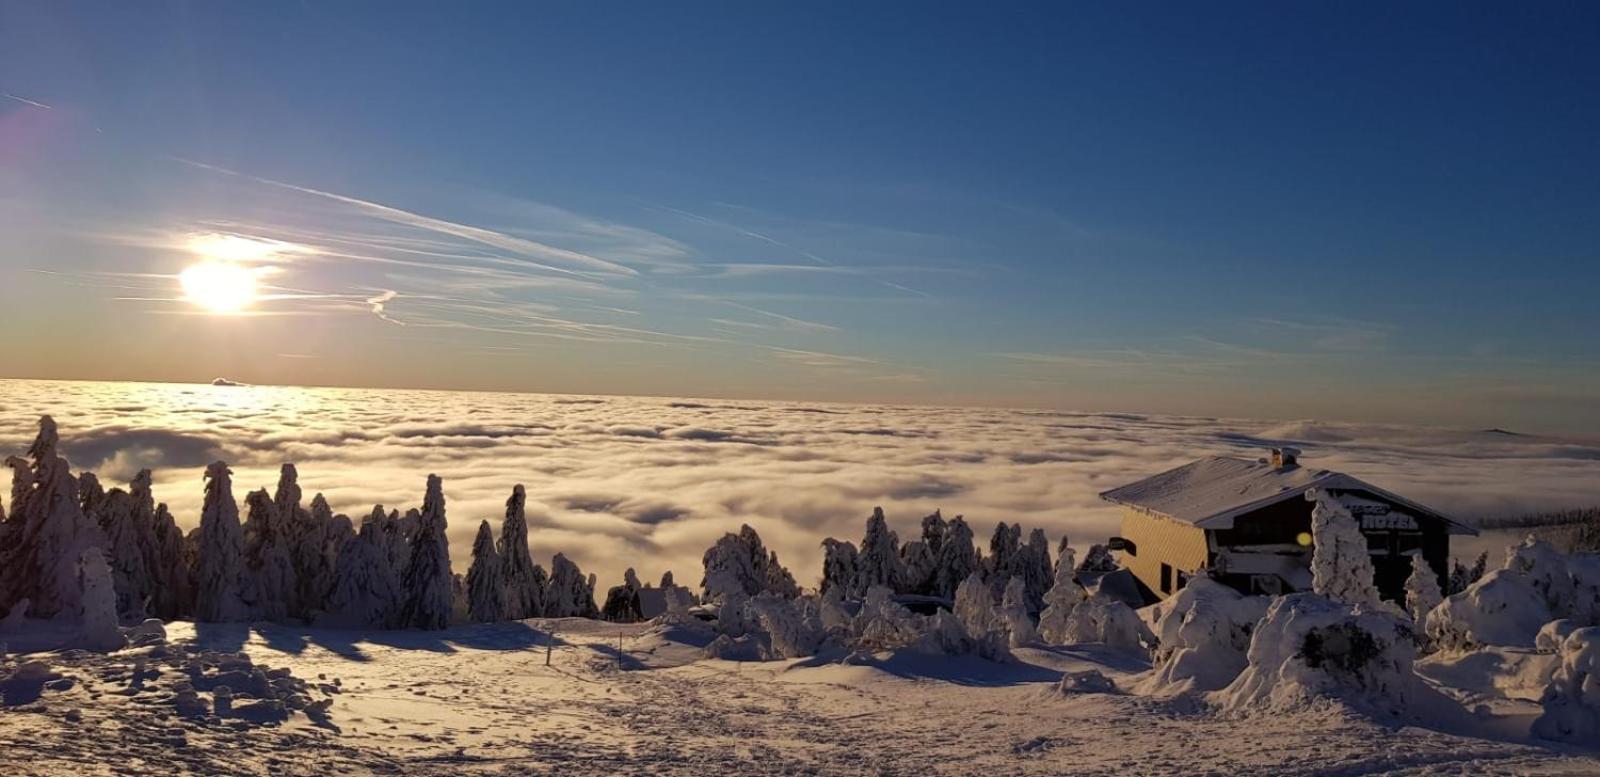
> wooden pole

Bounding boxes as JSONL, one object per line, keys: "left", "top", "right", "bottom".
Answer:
{"left": 545, "top": 627, "right": 554, "bottom": 666}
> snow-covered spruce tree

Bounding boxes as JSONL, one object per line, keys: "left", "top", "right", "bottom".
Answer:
{"left": 984, "top": 522, "right": 1020, "bottom": 597}
{"left": 1000, "top": 576, "right": 1037, "bottom": 647}
{"left": 954, "top": 571, "right": 997, "bottom": 636}
{"left": 1020, "top": 528, "right": 1053, "bottom": 612}
{"left": 75, "top": 548, "right": 125, "bottom": 650}
{"left": 78, "top": 472, "right": 107, "bottom": 529}
{"left": 545, "top": 552, "right": 598, "bottom": 618}
{"left": 100, "top": 487, "right": 151, "bottom": 621}
{"left": 297, "top": 494, "right": 346, "bottom": 619}
{"left": 819, "top": 538, "right": 860, "bottom": 598}
{"left": 242, "top": 488, "right": 295, "bottom": 622}
{"left": 321, "top": 516, "right": 400, "bottom": 628}
{"left": 397, "top": 475, "right": 453, "bottom": 630}
{"left": 855, "top": 508, "right": 903, "bottom": 595}
{"left": 1077, "top": 543, "right": 1118, "bottom": 574}
{"left": 1404, "top": 553, "right": 1444, "bottom": 623}
{"left": 1037, "top": 546, "right": 1087, "bottom": 645}
{"left": 373, "top": 506, "right": 409, "bottom": 579}
{"left": 148, "top": 502, "right": 192, "bottom": 620}
{"left": 466, "top": 520, "right": 504, "bottom": 623}
{"left": 899, "top": 511, "right": 948, "bottom": 596}
{"left": 932, "top": 515, "right": 979, "bottom": 599}
{"left": 1307, "top": 489, "right": 1379, "bottom": 609}
{"left": 498, "top": 485, "right": 544, "bottom": 619}
{"left": 701, "top": 524, "right": 798, "bottom": 601}
{"left": 601, "top": 568, "right": 644, "bottom": 623}
{"left": 194, "top": 461, "right": 248, "bottom": 622}
{"left": 660, "top": 570, "right": 675, "bottom": 588}
{"left": 0, "top": 417, "right": 107, "bottom": 619}
{"left": 76, "top": 547, "right": 126, "bottom": 652}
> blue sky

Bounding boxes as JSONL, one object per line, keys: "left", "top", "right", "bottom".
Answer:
{"left": 2, "top": 2, "right": 1597, "bottom": 432}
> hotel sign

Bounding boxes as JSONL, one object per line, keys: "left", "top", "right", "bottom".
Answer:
{"left": 1351, "top": 503, "right": 1419, "bottom": 531}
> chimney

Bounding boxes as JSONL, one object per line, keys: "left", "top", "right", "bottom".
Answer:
{"left": 1271, "top": 447, "right": 1301, "bottom": 469}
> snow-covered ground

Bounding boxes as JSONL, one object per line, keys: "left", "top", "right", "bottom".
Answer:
{"left": 5, "top": 617, "right": 1599, "bottom": 776}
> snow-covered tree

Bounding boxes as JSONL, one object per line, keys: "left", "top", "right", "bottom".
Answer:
{"left": 242, "top": 488, "right": 295, "bottom": 622}
{"left": 396, "top": 475, "right": 453, "bottom": 630}
{"left": 373, "top": 506, "right": 409, "bottom": 578}
{"left": 820, "top": 538, "right": 860, "bottom": 598}
{"left": 954, "top": 571, "right": 997, "bottom": 636}
{"left": 899, "top": 511, "right": 948, "bottom": 595}
{"left": 660, "top": 570, "right": 675, "bottom": 588}
{"left": 321, "top": 516, "right": 400, "bottom": 628}
{"left": 1307, "top": 489, "right": 1379, "bottom": 608}
{"left": 148, "top": 501, "right": 191, "bottom": 621}
{"left": 1059, "top": 593, "right": 1151, "bottom": 650}
{"left": 1000, "top": 576, "right": 1037, "bottom": 647}
{"left": 1037, "top": 547, "right": 1087, "bottom": 644}
{"left": 545, "top": 552, "right": 598, "bottom": 618}
{"left": 0, "top": 417, "right": 107, "bottom": 619}
{"left": 78, "top": 472, "right": 106, "bottom": 529}
{"left": 1019, "top": 528, "right": 1053, "bottom": 611}
{"left": 932, "top": 515, "right": 979, "bottom": 599}
{"left": 193, "top": 461, "right": 247, "bottom": 623}
{"left": 466, "top": 520, "right": 504, "bottom": 623}
{"left": 1532, "top": 626, "right": 1600, "bottom": 743}
{"left": 601, "top": 568, "right": 644, "bottom": 622}
{"left": 100, "top": 487, "right": 151, "bottom": 621}
{"left": 498, "top": 485, "right": 544, "bottom": 619}
{"left": 855, "top": 507, "right": 902, "bottom": 594}
{"left": 985, "top": 522, "right": 1020, "bottom": 596}
{"left": 702, "top": 524, "right": 798, "bottom": 601}
{"left": 1077, "top": 543, "right": 1118, "bottom": 574}
{"left": 296, "top": 494, "right": 345, "bottom": 619}
{"left": 1404, "top": 553, "right": 1444, "bottom": 623}
{"left": 76, "top": 547, "right": 125, "bottom": 651}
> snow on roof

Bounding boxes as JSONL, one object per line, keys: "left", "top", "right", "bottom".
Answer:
{"left": 1099, "top": 456, "right": 1477, "bottom": 534}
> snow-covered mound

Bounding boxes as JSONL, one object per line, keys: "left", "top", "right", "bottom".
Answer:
{"left": 1216, "top": 593, "right": 1435, "bottom": 717}
{"left": 1143, "top": 578, "right": 1269, "bottom": 695}
{"left": 1058, "top": 593, "right": 1152, "bottom": 651}
{"left": 1427, "top": 569, "right": 1554, "bottom": 650}
{"left": 1533, "top": 626, "right": 1600, "bottom": 743}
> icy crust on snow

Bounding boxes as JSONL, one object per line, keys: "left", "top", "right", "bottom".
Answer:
{"left": 1215, "top": 593, "right": 1438, "bottom": 718}
{"left": 1533, "top": 626, "right": 1600, "bottom": 742}
{"left": 1142, "top": 578, "right": 1269, "bottom": 695}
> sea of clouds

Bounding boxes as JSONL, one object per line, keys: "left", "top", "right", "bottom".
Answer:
{"left": 2, "top": 379, "right": 1598, "bottom": 591}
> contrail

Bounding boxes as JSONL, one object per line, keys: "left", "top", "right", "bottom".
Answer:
{"left": 2, "top": 92, "right": 53, "bottom": 110}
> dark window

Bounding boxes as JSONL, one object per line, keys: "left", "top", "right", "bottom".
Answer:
{"left": 1160, "top": 563, "right": 1173, "bottom": 594}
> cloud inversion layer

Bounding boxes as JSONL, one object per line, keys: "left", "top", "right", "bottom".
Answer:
{"left": 3, "top": 379, "right": 1598, "bottom": 591}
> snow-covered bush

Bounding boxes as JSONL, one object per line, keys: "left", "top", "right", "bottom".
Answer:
{"left": 1218, "top": 593, "right": 1428, "bottom": 716}
{"left": 747, "top": 593, "right": 828, "bottom": 659}
{"left": 1144, "top": 577, "right": 1269, "bottom": 695}
{"left": 1308, "top": 489, "right": 1379, "bottom": 609}
{"left": 1059, "top": 593, "right": 1152, "bottom": 651}
{"left": 1404, "top": 553, "right": 1443, "bottom": 623}
{"left": 1506, "top": 537, "right": 1577, "bottom": 620}
{"left": 1427, "top": 568, "right": 1553, "bottom": 650}
{"left": 1058, "top": 669, "right": 1119, "bottom": 695}
{"left": 1532, "top": 626, "right": 1600, "bottom": 743}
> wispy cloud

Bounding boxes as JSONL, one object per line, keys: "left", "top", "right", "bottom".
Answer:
{"left": 2, "top": 92, "right": 53, "bottom": 110}
{"left": 170, "top": 158, "right": 638, "bottom": 278}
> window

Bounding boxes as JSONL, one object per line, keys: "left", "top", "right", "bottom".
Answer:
{"left": 1160, "top": 563, "right": 1173, "bottom": 594}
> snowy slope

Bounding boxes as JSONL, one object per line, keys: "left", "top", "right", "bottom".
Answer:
{"left": 4, "top": 618, "right": 1599, "bottom": 776}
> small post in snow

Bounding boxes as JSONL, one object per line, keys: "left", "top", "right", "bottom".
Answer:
{"left": 545, "top": 627, "right": 554, "bottom": 667}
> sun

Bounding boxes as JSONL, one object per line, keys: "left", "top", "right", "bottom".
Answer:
{"left": 179, "top": 261, "right": 258, "bottom": 313}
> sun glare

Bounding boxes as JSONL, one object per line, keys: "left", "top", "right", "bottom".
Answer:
{"left": 179, "top": 261, "right": 258, "bottom": 313}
